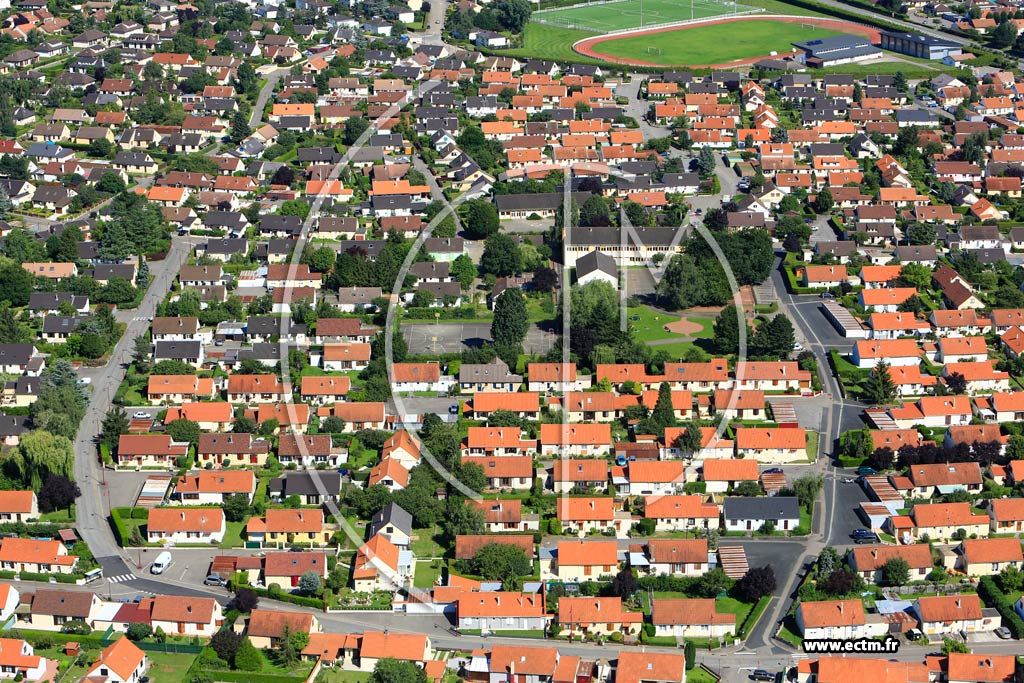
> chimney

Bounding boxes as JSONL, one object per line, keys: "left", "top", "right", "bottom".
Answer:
{"left": 838, "top": 603, "right": 844, "bottom": 614}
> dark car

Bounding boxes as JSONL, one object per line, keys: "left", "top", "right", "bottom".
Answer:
{"left": 851, "top": 528, "right": 875, "bottom": 537}
{"left": 855, "top": 535, "right": 880, "bottom": 544}
{"left": 750, "top": 670, "right": 775, "bottom": 682}
{"left": 857, "top": 466, "right": 878, "bottom": 476}
{"left": 763, "top": 468, "right": 783, "bottom": 474}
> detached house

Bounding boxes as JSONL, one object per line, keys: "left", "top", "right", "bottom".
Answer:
{"left": 848, "top": 544, "right": 934, "bottom": 584}
{"left": 547, "top": 540, "right": 619, "bottom": 582}
{"left": 147, "top": 508, "right": 226, "bottom": 545}
{"left": 796, "top": 599, "right": 888, "bottom": 640}
{"left": 650, "top": 598, "right": 736, "bottom": 640}
{"left": 912, "top": 594, "right": 995, "bottom": 638}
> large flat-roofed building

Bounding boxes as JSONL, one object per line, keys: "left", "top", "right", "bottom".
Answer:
{"left": 879, "top": 31, "right": 961, "bottom": 59}
{"left": 793, "top": 35, "right": 882, "bottom": 67}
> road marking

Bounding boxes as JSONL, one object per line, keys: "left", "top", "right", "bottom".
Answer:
{"left": 108, "top": 574, "right": 135, "bottom": 583}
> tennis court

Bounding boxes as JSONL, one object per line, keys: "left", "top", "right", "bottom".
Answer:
{"left": 533, "top": 0, "right": 760, "bottom": 32}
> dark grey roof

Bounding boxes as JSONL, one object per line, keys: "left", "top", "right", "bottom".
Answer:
{"left": 204, "top": 238, "right": 248, "bottom": 255}
{"left": 495, "top": 192, "right": 591, "bottom": 213}
{"left": 722, "top": 496, "right": 800, "bottom": 520}
{"left": 28, "top": 292, "right": 87, "bottom": 310}
{"left": 269, "top": 471, "right": 341, "bottom": 497}
{"left": 879, "top": 30, "right": 960, "bottom": 48}
{"left": 154, "top": 340, "right": 201, "bottom": 360}
{"left": 369, "top": 502, "right": 413, "bottom": 537}
{"left": 576, "top": 250, "right": 617, "bottom": 279}
{"left": 0, "top": 345, "right": 34, "bottom": 366}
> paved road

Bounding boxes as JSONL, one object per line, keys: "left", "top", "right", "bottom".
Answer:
{"left": 250, "top": 67, "right": 289, "bottom": 129}
{"left": 73, "top": 236, "right": 193, "bottom": 585}
{"left": 403, "top": 321, "right": 556, "bottom": 354}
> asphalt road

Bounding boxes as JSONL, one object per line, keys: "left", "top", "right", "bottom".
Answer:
{"left": 73, "top": 236, "right": 193, "bottom": 589}
{"left": 403, "top": 321, "right": 557, "bottom": 355}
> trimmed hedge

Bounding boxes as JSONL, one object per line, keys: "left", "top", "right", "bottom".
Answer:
{"left": 249, "top": 585, "right": 324, "bottom": 609}
{"left": 18, "top": 571, "right": 77, "bottom": 584}
{"left": 111, "top": 507, "right": 131, "bottom": 546}
{"left": 978, "top": 576, "right": 1024, "bottom": 639}
{"left": 195, "top": 671, "right": 307, "bottom": 683}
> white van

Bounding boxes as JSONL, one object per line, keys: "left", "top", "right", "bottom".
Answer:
{"left": 150, "top": 551, "right": 172, "bottom": 575}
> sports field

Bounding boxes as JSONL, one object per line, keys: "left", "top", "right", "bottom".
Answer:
{"left": 532, "top": 0, "right": 759, "bottom": 33}
{"left": 587, "top": 18, "right": 843, "bottom": 65}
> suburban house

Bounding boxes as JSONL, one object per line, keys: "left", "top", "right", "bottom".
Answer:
{"left": 722, "top": 497, "right": 801, "bottom": 533}
{"left": 146, "top": 508, "right": 226, "bottom": 545}
{"left": 173, "top": 471, "right": 256, "bottom": 505}
{"left": 650, "top": 598, "right": 736, "bottom": 639}
{"left": 0, "top": 539, "right": 78, "bottom": 574}
{"left": 702, "top": 459, "right": 759, "bottom": 494}
{"left": 555, "top": 498, "right": 630, "bottom": 537}
{"left": 556, "top": 597, "right": 642, "bottom": 639}
{"left": 848, "top": 545, "right": 934, "bottom": 583}
{"left": 642, "top": 495, "right": 720, "bottom": 532}
{"left": 953, "top": 537, "right": 1023, "bottom": 576}
{"left": 0, "top": 491, "right": 38, "bottom": 522}
{"left": 632, "top": 539, "right": 709, "bottom": 577}
{"left": 456, "top": 592, "right": 550, "bottom": 633}
{"left": 263, "top": 552, "right": 328, "bottom": 590}
{"left": 245, "top": 609, "right": 321, "bottom": 649}
{"left": 547, "top": 540, "right": 618, "bottom": 582}
{"left": 912, "top": 594, "right": 996, "bottom": 638}
{"left": 149, "top": 596, "right": 223, "bottom": 637}
{"left": 84, "top": 637, "right": 148, "bottom": 683}
{"left": 796, "top": 599, "right": 888, "bottom": 640}
{"left": 246, "top": 509, "right": 329, "bottom": 548}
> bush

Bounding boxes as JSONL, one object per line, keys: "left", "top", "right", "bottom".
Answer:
{"left": 61, "top": 620, "right": 91, "bottom": 635}
{"left": 978, "top": 576, "right": 1024, "bottom": 639}
{"left": 233, "top": 638, "right": 262, "bottom": 671}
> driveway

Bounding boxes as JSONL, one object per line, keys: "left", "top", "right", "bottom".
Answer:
{"left": 402, "top": 321, "right": 556, "bottom": 355}
{"left": 73, "top": 236, "right": 193, "bottom": 582}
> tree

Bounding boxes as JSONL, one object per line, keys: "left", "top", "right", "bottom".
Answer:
{"left": 479, "top": 233, "right": 521, "bottom": 277}
{"left": 580, "top": 194, "right": 611, "bottom": 227}
{"left": 126, "top": 622, "right": 152, "bottom": 641}
{"left": 440, "top": 499, "right": 485, "bottom": 542}
{"left": 898, "top": 262, "right": 932, "bottom": 289}
{"left": 222, "top": 493, "right": 250, "bottom": 523}
{"left": 697, "top": 146, "right": 716, "bottom": 177}
{"left": 309, "top": 246, "right": 335, "bottom": 273}
{"left": 908, "top": 217, "right": 937, "bottom": 243}
{"left": 298, "top": 570, "right": 322, "bottom": 596}
{"left": 100, "top": 408, "right": 130, "bottom": 450}
{"left": 945, "top": 371, "right": 967, "bottom": 395}
{"left": 451, "top": 253, "right": 477, "bottom": 290}
{"left": 941, "top": 637, "right": 970, "bottom": 655}
{"left": 372, "top": 658, "right": 428, "bottom": 683}
{"left": 608, "top": 569, "right": 638, "bottom": 597}
{"left": 792, "top": 473, "right": 823, "bottom": 511}
{"left": 813, "top": 186, "right": 833, "bottom": 214}
{"left": 10, "top": 430, "right": 75, "bottom": 491}
{"left": 649, "top": 382, "right": 678, "bottom": 432}
{"left": 38, "top": 475, "right": 80, "bottom": 514}
{"left": 674, "top": 422, "right": 704, "bottom": 458}
{"left": 865, "top": 360, "right": 897, "bottom": 405}
{"left": 819, "top": 568, "right": 861, "bottom": 597}
{"left": 737, "top": 565, "right": 776, "bottom": 602}
{"left": 472, "top": 542, "right": 532, "bottom": 585}
{"left": 491, "top": 291, "right": 528, "bottom": 347}
{"left": 320, "top": 416, "right": 347, "bottom": 433}
{"left": 991, "top": 20, "right": 1017, "bottom": 48}
{"left": 234, "top": 637, "right": 263, "bottom": 671}
{"left": 167, "top": 419, "right": 201, "bottom": 444}
{"left": 494, "top": 0, "right": 532, "bottom": 31}
{"left": 749, "top": 314, "right": 796, "bottom": 358}
{"left": 893, "top": 71, "right": 908, "bottom": 93}
{"left": 713, "top": 304, "right": 748, "bottom": 355}
{"left": 342, "top": 116, "right": 370, "bottom": 145}
{"left": 229, "top": 586, "right": 259, "bottom": 613}
{"left": 210, "top": 628, "right": 243, "bottom": 664}
{"left": 463, "top": 199, "right": 500, "bottom": 240}
{"left": 881, "top": 557, "right": 910, "bottom": 587}
{"left": 733, "top": 481, "right": 762, "bottom": 497}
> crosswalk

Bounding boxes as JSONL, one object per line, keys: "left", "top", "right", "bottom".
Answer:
{"left": 130, "top": 316, "right": 149, "bottom": 322}
{"left": 108, "top": 574, "right": 135, "bottom": 584}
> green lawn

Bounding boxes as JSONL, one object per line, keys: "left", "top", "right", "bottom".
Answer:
{"left": 687, "top": 668, "right": 719, "bottom": 683}
{"left": 39, "top": 506, "right": 75, "bottom": 523}
{"left": 806, "top": 431, "right": 819, "bottom": 461}
{"left": 627, "top": 306, "right": 681, "bottom": 342}
{"left": 534, "top": 0, "right": 760, "bottom": 32}
{"left": 414, "top": 560, "right": 443, "bottom": 589}
{"left": 777, "top": 616, "right": 803, "bottom": 647}
{"left": 144, "top": 652, "right": 199, "bottom": 683}
{"left": 590, "top": 20, "right": 843, "bottom": 66}
{"left": 410, "top": 527, "right": 440, "bottom": 558}
{"left": 506, "top": 23, "right": 600, "bottom": 63}
{"left": 219, "top": 520, "right": 247, "bottom": 549}
{"left": 716, "top": 596, "right": 756, "bottom": 628}
{"left": 318, "top": 671, "right": 373, "bottom": 683}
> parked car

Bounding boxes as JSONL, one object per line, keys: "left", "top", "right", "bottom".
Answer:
{"left": 204, "top": 574, "right": 228, "bottom": 587}
{"left": 855, "top": 535, "right": 880, "bottom": 544}
{"left": 133, "top": 411, "right": 149, "bottom": 419}
{"left": 763, "top": 468, "right": 783, "bottom": 475}
{"left": 857, "top": 466, "right": 878, "bottom": 476}
{"left": 819, "top": 292, "right": 835, "bottom": 299}
{"left": 750, "top": 671, "right": 775, "bottom": 682}
{"left": 906, "top": 629, "right": 922, "bottom": 641}
{"left": 995, "top": 627, "right": 1011, "bottom": 639}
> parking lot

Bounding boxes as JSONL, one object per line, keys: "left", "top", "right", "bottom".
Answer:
{"left": 402, "top": 322, "right": 556, "bottom": 355}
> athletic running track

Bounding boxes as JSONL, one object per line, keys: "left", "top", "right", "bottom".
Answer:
{"left": 573, "top": 15, "right": 883, "bottom": 68}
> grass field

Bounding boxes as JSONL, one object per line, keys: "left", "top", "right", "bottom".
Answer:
{"left": 591, "top": 19, "right": 843, "bottom": 65}
{"left": 534, "top": 0, "right": 758, "bottom": 33}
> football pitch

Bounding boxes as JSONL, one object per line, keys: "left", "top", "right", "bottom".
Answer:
{"left": 532, "top": 0, "right": 760, "bottom": 33}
